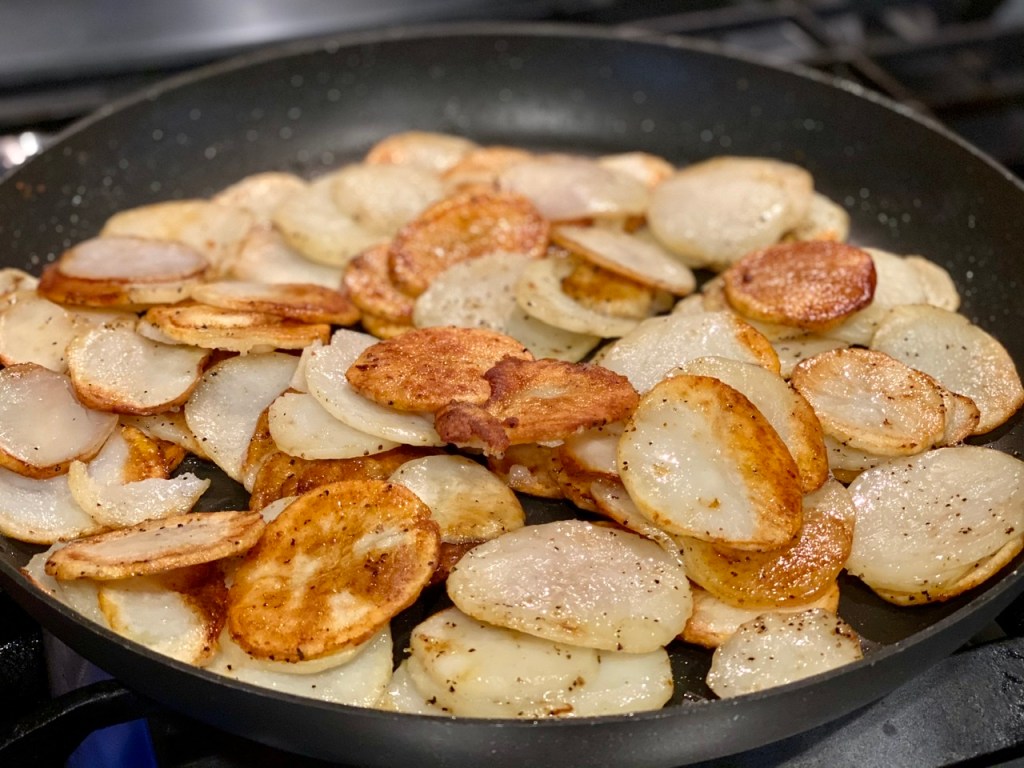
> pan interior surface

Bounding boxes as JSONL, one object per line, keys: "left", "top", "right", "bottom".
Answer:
{"left": 0, "top": 24, "right": 1022, "bottom": 768}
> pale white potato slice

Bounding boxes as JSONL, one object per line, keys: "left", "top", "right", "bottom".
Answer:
{"left": 647, "top": 157, "right": 813, "bottom": 270}
{"left": 377, "top": 659, "right": 446, "bottom": 715}
{"left": 412, "top": 251, "right": 600, "bottom": 362}
{"left": 67, "top": 325, "right": 209, "bottom": 414}
{"left": 498, "top": 155, "right": 649, "bottom": 221}
{"left": 791, "top": 348, "right": 946, "bottom": 456}
{"left": 272, "top": 180, "right": 385, "bottom": 267}
{"left": 596, "top": 311, "right": 780, "bottom": 393}
{"left": 184, "top": 352, "right": 298, "bottom": 482}
{"left": 597, "top": 151, "right": 675, "bottom": 188}
{"left": 515, "top": 256, "right": 641, "bottom": 338}
{"left": 871, "top": 304, "right": 1024, "bottom": 434}
{"left": 101, "top": 201, "right": 254, "bottom": 272}
{"left": 823, "top": 434, "right": 883, "bottom": 480}
{"left": 447, "top": 519, "right": 692, "bottom": 653}
{"left": 560, "top": 423, "right": 623, "bottom": 480}
{"left": 618, "top": 374, "right": 803, "bottom": 550}
{"left": 706, "top": 609, "right": 862, "bottom": 698}
{"left": 0, "top": 468, "right": 101, "bottom": 544}
{"left": 0, "top": 364, "right": 117, "bottom": 479}
{"left": 785, "top": 192, "right": 850, "bottom": 242}
{"left": 365, "top": 130, "right": 477, "bottom": 173}
{"left": 328, "top": 162, "right": 444, "bottom": 236}
{"left": 567, "top": 646, "right": 674, "bottom": 718}
{"left": 389, "top": 455, "right": 525, "bottom": 543}
{"left": 256, "top": 495, "right": 296, "bottom": 524}
{"left": 0, "top": 267, "right": 38, "bottom": 299}
{"left": 304, "top": 330, "right": 443, "bottom": 447}
{"left": 59, "top": 236, "right": 209, "bottom": 282}
{"left": 212, "top": 171, "right": 307, "bottom": 220}
{"left": 0, "top": 292, "right": 79, "bottom": 371}
{"left": 22, "top": 545, "right": 104, "bottom": 624}
{"left": 939, "top": 388, "right": 982, "bottom": 445}
{"left": 772, "top": 334, "right": 849, "bottom": 379}
{"left": 552, "top": 225, "right": 696, "bottom": 295}
{"left": 209, "top": 626, "right": 393, "bottom": 705}
{"left": 589, "top": 478, "right": 683, "bottom": 560}
{"left": 120, "top": 411, "right": 208, "bottom": 460}
{"left": 98, "top": 574, "right": 221, "bottom": 665}
{"left": 908, "top": 255, "right": 959, "bottom": 310}
{"left": 227, "top": 226, "right": 343, "bottom": 288}
{"left": 845, "top": 446, "right": 1024, "bottom": 596}
{"left": 683, "top": 583, "right": 841, "bottom": 649}
{"left": 675, "top": 356, "right": 828, "bottom": 493}
{"left": 268, "top": 392, "right": 399, "bottom": 460}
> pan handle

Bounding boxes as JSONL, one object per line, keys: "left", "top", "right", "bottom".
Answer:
{"left": 0, "top": 678, "right": 159, "bottom": 765}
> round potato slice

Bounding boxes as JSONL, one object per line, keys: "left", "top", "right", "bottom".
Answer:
{"left": 67, "top": 326, "right": 209, "bottom": 415}
{"left": 0, "top": 468, "right": 102, "bottom": 544}
{"left": 345, "top": 326, "right": 533, "bottom": 412}
{"left": 442, "top": 145, "right": 534, "bottom": 190}
{"left": 447, "top": 519, "right": 692, "bottom": 653}
{"left": 597, "top": 151, "right": 675, "bottom": 189}
{"left": 45, "top": 510, "right": 265, "bottom": 580}
{"left": 618, "top": 374, "right": 803, "bottom": 550}
{"left": 0, "top": 292, "right": 80, "bottom": 371}
{"left": 58, "top": 235, "right": 210, "bottom": 282}
{"left": 22, "top": 544, "right": 104, "bottom": 623}
{"left": 0, "top": 364, "right": 118, "bottom": 479}
{"left": 189, "top": 281, "right": 359, "bottom": 326}
{"left": 365, "top": 130, "right": 477, "bottom": 173}
{"left": 389, "top": 190, "right": 549, "bottom": 297}
{"left": 784, "top": 192, "right": 850, "bottom": 243}
{"left": 227, "top": 480, "right": 439, "bottom": 662}
{"left": 212, "top": 171, "right": 307, "bottom": 220}
{"left": 228, "top": 226, "right": 343, "bottom": 288}
{"left": 342, "top": 243, "right": 415, "bottom": 323}
{"left": 268, "top": 392, "right": 400, "bottom": 460}
{"left": 328, "top": 162, "right": 444, "bottom": 236}
{"left": 706, "top": 609, "right": 862, "bottom": 699}
{"left": 142, "top": 303, "right": 330, "bottom": 353}
{"left": 486, "top": 443, "right": 566, "bottom": 499}
{"left": 722, "top": 241, "right": 876, "bottom": 330}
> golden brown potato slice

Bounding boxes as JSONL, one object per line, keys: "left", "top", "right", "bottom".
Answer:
{"left": 558, "top": 258, "right": 661, "bottom": 320}
{"left": 227, "top": 480, "right": 439, "bottom": 662}
{"left": 435, "top": 357, "right": 638, "bottom": 456}
{"left": 618, "top": 374, "right": 803, "bottom": 550}
{"left": 365, "top": 131, "right": 477, "bottom": 173}
{"left": 190, "top": 281, "right": 359, "bottom": 326}
{"left": 0, "top": 469, "right": 103, "bottom": 544}
{"left": 142, "top": 302, "right": 330, "bottom": 353}
{"left": 45, "top": 510, "right": 265, "bottom": 580}
{"left": 358, "top": 311, "right": 415, "bottom": 339}
{"left": 679, "top": 478, "right": 855, "bottom": 609}
{"left": 389, "top": 190, "right": 549, "bottom": 297}
{"left": 345, "top": 326, "right": 533, "bottom": 412}
{"left": 722, "top": 241, "right": 876, "bottom": 330}
{"left": 486, "top": 443, "right": 566, "bottom": 499}
{"left": 341, "top": 244, "right": 415, "bottom": 323}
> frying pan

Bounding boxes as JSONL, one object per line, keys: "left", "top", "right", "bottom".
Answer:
{"left": 1, "top": 22, "right": 1023, "bottom": 768}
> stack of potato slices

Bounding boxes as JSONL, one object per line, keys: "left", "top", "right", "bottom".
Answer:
{"left": 5, "top": 129, "right": 1023, "bottom": 715}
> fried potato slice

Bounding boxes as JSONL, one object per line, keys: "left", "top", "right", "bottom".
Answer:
{"left": 618, "top": 374, "right": 803, "bottom": 550}
{"left": 227, "top": 226, "right": 344, "bottom": 288}
{"left": 0, "top": 468, "right": 102, "bottom": 544}
{"left": 346, "top": 326, "right": 533, "bottom": 412}
{"left": 706, "top": 609, "right": 863, "bottom": 698}
{"left": 0, "top": 364, "right": 117, "bottom": 479}
{"left": 596, "top": 311, "right": 780, "bottom": 393}
{"left": 486, "top": 443, "right": 566, "bottom": 499}
{"left": 552, "top": 224, "right": 696, "bottom": 296}
{"left": 212, "top": 171, "right": 307, "bottom": 220}
{"left": 0, "top": 291, "right": 82, "bottom": 371}
{"left": 791, "top": 347, "right": 947, "bottom": 456}
{"left": 45, "top": 510, "right": 265, "bottom": 580}
{"left": 871, "top": 304, "right": 1024, "bottom": 434}
{"left": 784, "top": 192, "right": 850, "bottom": 243}
{"left": 389, "top": 190, "right": 549, "bottom": 297}
{"left": 365, "top": 130, "right": 477, "bottom": 173}
{"left": 184, "top": 352, "right": 298, "bottom": 482}
{"left": 498, "top": 155, "right": 649, "bottom": 222}
{"left": 102, "top": 201, "right": 254, "bottom": 272}
{"left": 771, "top": 334, "right": 849, "bottom": 379}
{"left": 597, "top": 151, "right": 675, "bottom": 189}
{"left": 248, "top": 445, "right": 440, "bottom": 511}
{"left": 588, "top": 478, "right": 684, "bottom": 559}
{"left": 190, "top": 281, "right": 359, "bottom": 326}
{"left": 412, "top": 251, "right": 601, "bottom": 362}
{"left": 120, "top": 411, "right": 208, "bottom": 460}
{"left": 448, "top": 519, "right": 691, "bottom": 652}
{"left": 141, "top": 303, "right": 330, "bottom": 353}
{"left": 845, "top": 446, "right": 1024, "bottom": 598}
{"left": 358, "top": 311, "right": 414, "bottom": 339}
{"left": 435, "top": 357, "right": 638, "bottom": 456}
{"left": 722, "top": 241, "right": 876, "bottom": 330}
{"left": 268, "top": 391, "right": 400, "bottom": 461}
{"left": 442, "top": 145, "right": 534, "bottom": 190}
{"left": 342, "top": 244, "right": 415, "bottom": 323}
{"left": 679, "top": 478, "right": 855, "bottom": 609}
{"left": 67, "top": 325, "right": 209, "bottom": 414}
{"left": 328, "top": 162, "right": 444, "bottom": 236}
{"left": 22, "top": 544, "right": 105, "bottom": 623}
{"left": 558, "top": 258, "right": 663, "bottom": 320}
{"left": 682, "top": 582, "right": 841, "bottom": 649}
{"left": 227, "top": 480, "right": 439, "bottom": 662}
{"left": 304, "top": 330, "right": 444, "bottom": 446}
{"left": 0, "top": 267, "right": 39, "bottom": 301}
{"left": 676, "top": 356, "right": 828, "bottom": 493}
{"left": 647, "top": 157, "right": 813, "bottom": 270}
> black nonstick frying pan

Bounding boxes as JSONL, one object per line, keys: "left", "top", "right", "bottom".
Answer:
{"left": 1, "top": 23, "right": 1023, "bottom": 768}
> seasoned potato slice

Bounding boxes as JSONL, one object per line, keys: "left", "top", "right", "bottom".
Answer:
{"left": 435, "top": 357, "right": 638, "bottom": 456}
{"left": 46, "top": 510, "right": 265, "bottom": 580}
{"left": 772, "top": 334, "right": 849, "bottom": 379}
{"left": 447, "top": 519, "right": 691, "bottom": 652}
{"left": 67, "top": 326, "right": 209, "bottom": 414}
{"left": 722, "top": 241, "right": 876, "bottom": 330}
{"left": 588, "top": 478, "right": 683, "bottom": 559}
{"left": 791, "top": 348, "right": 947, "bottom": 456}
{"left": 679, "top": 478, "right": 855, "bottom": 609}
{"left": 871, "top": 305, "right": 1024, "bottom": 434}
{"left": 597, "top": 311, "right": 780, "bottom": 393}
{"left": 558, "top": 258, "right": 663, "bottom": 320}
{"left": 845, "top": 446, "right": 1024, "bottom": 600}
{"left": 22, "top": 544, "right": 104, "bottom": 623}
{"left": 227, "top": 480, "right": 439, "bottom": 662}
{"left": 389, "top": 190, "right": 549, "bottom": 297}
{"left": 328, "top": 163, "right": 444, "bottom": 236}
{"left": 706, "top": 609, "right": 862, "bottom": 698}
{"left": 342, "top": 244, "right": 415, "bottom": 323}
{"left": 346, "top": 326, "right": 532, "bottom": 412}
{"left": 141, "top": 303, "right": 330, "bottom": 353}
{"left": 559, "top": 422, "right": 623, "bottom": 482}
{"left": 268, "top": 392, "right": 399, "bottom": 460}
{"left": 0, "top": 364, "right": 117, "bottom": 479}
{"left": 647, "top": 157, "right": 813, "bottom": 270}
{"left": 120, "top": 411, "right": 208, "bottom": 460}
{"left": 0, "top": 292, "right": 81, "bottom": 371}
{"left": 618, "top": 374, "right": 803, "bottom": 550}
{"left": 227, "top": 226, "right": 343, "bottom": 288}
{"left": 486, "top": 443, "right": 566, "bottom": 499}
{"left": 190, "top": 281, "right": 359, "bottom": 326}
{"left": 365, "top": 130, "right": 477, "bottom": 173}
{"left": 0, "top": 469, "right": 102, "bottom": 544}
